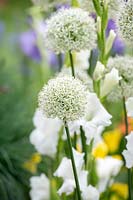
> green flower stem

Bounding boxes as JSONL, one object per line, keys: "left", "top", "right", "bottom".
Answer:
{"left": 122, "top": 96, "right": 132, "bottom": 200}
{"left": 80, "top": 126, "right": 87, "bottom": 167}
{"left": 58, "top": 54, "right": 63, "bottom": 72}
{"left": 69, "top": 51, "right": 75, "bottom": 78}
{"left": 64, "top": 121, "right": 82, "bottom": 200}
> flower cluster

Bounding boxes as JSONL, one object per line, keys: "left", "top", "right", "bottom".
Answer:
{"left": 44, "top": 8, "right": 96, "bottom": 53}
{"left": 107, "top": 56, "right": 133, "bottom": 102}
{"left": 117, "top": 0, "right": 133, "bottom": 43}
{"left": 38, "top": 76, "right": 88, "bottom": 121}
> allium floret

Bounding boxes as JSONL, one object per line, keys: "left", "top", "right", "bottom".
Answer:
{"left": 44, "top": 8, "right": 96, "bottom": 53}
{"left": 38, "top": 76, "right": 88, "bottom": 121}
{"left": 117, "top": 0, "right": 133, "bottom": 43}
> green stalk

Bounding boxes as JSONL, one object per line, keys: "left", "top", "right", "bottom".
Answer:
{"left": 122, "top": 96, "right": 132, "bottom": 200}
{"left": 64, "top": 121, "right": 82, "bottom": 200}
{"left": 80, "top": 126, "right": 87, "bottom": 167}
{"left": 69, "top": 51, "right": 75, "bottom": 78}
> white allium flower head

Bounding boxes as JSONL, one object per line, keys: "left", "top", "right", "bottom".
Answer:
{"left": 54, "top": 148, "right": 88, "bottom": 195}
{"left": 29, "top": 109, "right": 62, "bottom": 157}
{"left": 44, "top": 8, "right": 97, "bottom": 53}
{"left": 38, "top": 76, "right": 88, "bottom": 121}
{"left": 122, "top": 131, "right": 133, "bottom": 168}
{"left": 30, "top": 174, "right": 50, "bottom": 200}
{"left": 117, "top": 0, "right": 133, "bottom": 43}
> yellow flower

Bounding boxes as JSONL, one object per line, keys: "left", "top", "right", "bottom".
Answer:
{"left": 112, "top": 155, "right": 123, "bottom": 161}
{"left": 92, "top": 142, "right": 109, "bottom": 158}
{"left": 103, "top": 129, "right": 122, "bottom": 153}
{"left": 23, "top": 153, "right": 42, "bottom": 173}
{"left": 110, "top": 183, "right": 128, "bottom": 200}
{"left": 76, "top": 143, "right": 82, "bottom": 153}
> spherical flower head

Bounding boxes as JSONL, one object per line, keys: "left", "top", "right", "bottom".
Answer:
{"left": 117, "top": 0, "right": 133, "bottom": 43}
{"left": 44, "top": 8, "right": 97, "bottom": 53}
{"left": 38, "top": 76, "right": 88, "bottom": 121}
{"left": 107, "top": 56, "right": 133, "bottom": 83}
{"left": 107, "top": 56, "right": 133, "bottom": 102}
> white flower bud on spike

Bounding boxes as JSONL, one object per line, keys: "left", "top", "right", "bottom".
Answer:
{"left": 93, "top": 61, "right": 105, "bottom": 81}
{"left": 105, "top": 30, "right": 116, "bottom": 55}
{"left": 100, "top": 68, "right": 121, "bottom": 98}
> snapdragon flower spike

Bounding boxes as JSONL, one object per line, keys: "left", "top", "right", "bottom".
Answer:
{"left": 38, "top": 76, "right": 88, "bottom": 121}
{"left": 44, "top": 8, "right": 96, "bottom": 53}
{"left": 117, "top": 0, "right": 133, "bottom": 43}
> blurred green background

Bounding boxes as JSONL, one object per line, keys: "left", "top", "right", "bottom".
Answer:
{"left": 0, "top": 0, "right": 51, "bottom": 199}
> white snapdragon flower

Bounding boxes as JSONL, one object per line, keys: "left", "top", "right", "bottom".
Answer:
{"left": 30, "top": 109, "right": 62, "bottom": 157}
{"left": 96, "top": 156, "right": 123, "bottom": 192}
{"left": 85, "top": 93, "right": 112, "bottom": 127}
{"left": 38, "top": 76, "right": 88, "bottom": 121}
{"left": 82, "top": 185, "right": 100, "bottom": 200}
{"left": 44, "top": 8, "right": 96, "bottom": 53}
{"left": 30, "top": 174, "right": 50, "bottom": 200}
{"left": 54, "top": 148, "right": 87, "bottom": 195}
{"left": 122, "top": 132, "right": 133, "bottom": 168}
{"left": 100, "top": 68, "right": 121, "bottom": 98}
{"left": 126, "top": 97, "right": 133, "bottom": 118}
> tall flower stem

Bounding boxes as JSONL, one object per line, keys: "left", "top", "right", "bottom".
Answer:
{"left": 69, "top": 50, "right": 75, "bottom": 78}
{"left": 122, "top": 96, "right": 132, "bottom": 200}
{"left": 80, "top": 126, "right": 87, "bottom": 167}
{"left": 64, "top": 121, "right": 82, "bottom": 200}
{"left": 68, "top": 50, "right": 88, "bottom": 166}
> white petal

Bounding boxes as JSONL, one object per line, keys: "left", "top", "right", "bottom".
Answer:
{"left": 100, "top": 68, "right": 121, "bottom": 98}
{"left": 85, "top": 93, "right": 112, "bottom": 127}
{"left": 126, "top": 97, "right": 133, "bottom": 117}
{"left": 125, "top": 132, "right": 133, "bottom": 152}
{"left": 30, "top": 174, "right": 50, "bottom": 200}
{"left": 58, "top": 180, "right": 75, "bottom": 196}
{"left": 82, "top": 185, "right": 100, "bottom": 200}
{"left": 122, "top": 150, "right": 133, "bottom": 168}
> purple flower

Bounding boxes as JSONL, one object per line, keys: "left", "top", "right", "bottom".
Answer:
{"left": 106, "top": 19, "right": 125, "bottom": 56}
{"left": 0, "top": 21, "right": 5, "bottom": 40}
{"left": 55, "top": 3, "right": 70, "bottom": 10}
{"left": 47, "top": 51, "right": 64, "bottom": 71}
{"left": 19, "top": 30, "right": 41, "bottom": 62}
